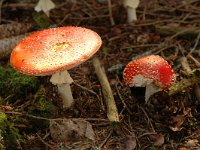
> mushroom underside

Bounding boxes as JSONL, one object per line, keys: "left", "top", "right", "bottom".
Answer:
{"left": 130, "top": 74, "right": 161, "bottom": 102}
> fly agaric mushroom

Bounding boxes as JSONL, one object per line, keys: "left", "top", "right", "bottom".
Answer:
{"left": 10, "top": 26, "right": 102, "bottom": 108}
{"left": 123, "top": 55, "right": 176, "bottom": 102}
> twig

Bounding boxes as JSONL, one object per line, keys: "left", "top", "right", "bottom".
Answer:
{"left": 1, "top": 110, "right": 109, "bottom": 122}
{"left": 0, "top": 23, "right": 35, "bottom": 39}
{"left": 98, "top": 130, "right": 112, "bottom": 149}
{"left": 138, "top": 132, "right": 157, "bottom": 139}
{"left": 188, "top": 32, "right": 200, "bottom": 55}
{"left": 121, "top": 44, "right": 159, "bottom": 50}
{"left": 107, "top": 0, "right": 115, "bottom": 26}
{"left": 70, "top": 15, "right": 109, "bottom": 20}
{"left": 0, "top": 33, "right": 30, "bottom": 60}
{"left": 92, "top": 57, "right": 119, "bottom": 122}
{"left": 0, "top": 0, "right": 4, "bottom": 24}
{"left": 115, "top": 84, "right": 132, "bottom": 115}
{"left": 187, "top": 54, "right": 200, "bottom": 67}
{"left": 155, "top": 25, "right": 200, "bottom": 38}
{"left": 36, "top": 133, "right": 52, "bottom": 148}
{"left": 2, "top": 111, "right": 50, "bottom": 120}
{"left": 169, "top": 70, "right": 200, "bottom": 96}
{"left": 82, "top": 1, "right": 97, "bottom": 16}
{"left": 139, "top": 107, "right": 155, "bottom": 133}
{"left": 179, "top": 57, "right": 192, "bottom": 74}
{"left": 2, "top": 3, "right": 35, "bottom": 9}
{"left": 194, "top": 84, "right": 200, "bottom": 103}
{"left": 73, "top": 83, "right": 97, "bottom": 95}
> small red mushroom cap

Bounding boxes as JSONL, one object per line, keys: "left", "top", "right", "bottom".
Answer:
{"left": 123, "top": 55, "right": 176, "bottom": 90}
{"left": 10, "top": 26, "right": 102, "bottom": 76}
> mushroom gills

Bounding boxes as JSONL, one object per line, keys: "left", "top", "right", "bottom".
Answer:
{"left": 131, "top": 74, "right": 161, "bottom": 102}
{"left": 130, "top": 87, "right": 145, "bottom": 101}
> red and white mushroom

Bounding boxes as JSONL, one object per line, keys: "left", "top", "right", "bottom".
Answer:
{"left": 123, "top": 55, "right": 176, "bottom": 102}
{"left": 10, "top": 26, "right": 102, "bottom": 108}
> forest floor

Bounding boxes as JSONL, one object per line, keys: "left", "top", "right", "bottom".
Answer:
{"left": 0, "top": 0, "right": 200, "bottom": 149}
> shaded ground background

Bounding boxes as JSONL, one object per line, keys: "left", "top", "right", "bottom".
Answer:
{"left": 0, "top": 0, "right": 200, "bottom": 149}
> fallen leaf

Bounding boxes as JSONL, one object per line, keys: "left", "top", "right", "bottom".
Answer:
{"left": 186, "top": 139, "right": 199, "bottom": 148}
{"left": 50, "top": 118, "right": 95, "bottom": 142}
{"left": 183, "top": 108, "right": 192, "bottom": 116}
{"left": 169, "top": 114, "right": 185, "bottom": 131}
{"left": 111, "top": 26, "right": 122, "bottom": 36}
{"left": 149, "top": 133, "right": 164, "bottom": 146}
{"left": 152, "top": 35, "right": 160, "bottom": 42}
{"left": 169, "top": 103, "right": 192, "bottom": 132}
{"left": 125, "top": 133, "right": 137, "bottom": 150}
{"left": 136, "top": 33, "right": 150, "bottom": 44}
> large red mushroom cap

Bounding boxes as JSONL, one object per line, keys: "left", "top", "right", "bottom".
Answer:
{"left": 123, "top": 55, "right": 176, "bottom": 101}
{"left": 123, "top": 55, "right": 176, "bottom": 90}
{"left": 10, "top": 26, "right": 102, "bottom": 76}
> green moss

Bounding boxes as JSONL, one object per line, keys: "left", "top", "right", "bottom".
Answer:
{"left": 28, "top": 86, "right": 58, "bottom": 117}
{"left": 0, "top": 112, "right": 23, "bottom": 149}
{"left": 27, "top": 86, "right": 58, "bottom": 129}
{"left": 0, "top": 113, "right": 6, "bottom": 149}
{"left": 147, "top": 145, "right": 156, "bottom": 150}
{"left": 0, "top": 65, "right": 38, "bottom": 102}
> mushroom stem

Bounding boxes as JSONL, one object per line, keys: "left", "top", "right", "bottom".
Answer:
{"left": 50, "top": 70, "right": 74, "bottom": 108}
{"left": 123, "top": 0, "right": 140, "bottom": 23}
{"left": 127, "top": 7, "right": 137, "bottom": 23}
{"left": 145, "top": 84, "right": 161, "bottom": 102}
{"left": 57, "top": 83, "right": 73, "bottom": 108}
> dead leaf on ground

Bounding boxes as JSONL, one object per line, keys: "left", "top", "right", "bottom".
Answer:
{"left": 186, "top": 139, "right": 199, "bottom": 148}
{"left": 169, "top": 114, "right": 185, "bottom": 131}
{"left": 50, "top": 118, "right": 95, "bottom": 143}
{"left": 125, "top": 133, "right": 137, "bottom": 150}
{"left": 169, "top": 101, "right": 192, "bottom": 132}
{"left": 169, "top": 108, "right": 191, "bottom": 131}
{"left": 149, "top": 133, "right": 165, "bottom": 147}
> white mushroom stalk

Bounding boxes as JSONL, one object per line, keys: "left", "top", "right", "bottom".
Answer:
{"left": 123, "top": 0, "right": 140, "bottom": 23}
{"left": 50, "top": 70, "right": 74, "bottom": 108}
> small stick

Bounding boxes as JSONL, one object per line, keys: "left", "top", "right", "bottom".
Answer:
{"left": 194, "top": 84, "right": 200, "bottom": 103}
{"left": 0, "top": 33, "right": 30, "bottom": 60}
{"left": 73, "top": 83, "right": 97, "bottom": 95}
{"left": 188, "top": 32, "right": 200, "bottom": 55}
{"left": 92, "top": 57, "right": 119, "bottom": 122}
{"left": 140, "top": 106, "right": 155, "bottom": 133}
{"left": 187, "top": 54, "right": 200, "bottom": 67}
{"left": 36, "top": 133, "right": 52, "bottom": 148}
{"left": 1, "top": 110, "right": 109, "bottom": 122}
{"left": 0, "top": 0, "right": 4, "bottom": 24}
{"left": 107, "top": 0, "right": 115, "bottom": 26}
{"left": 169, "top": 70, "right": 200, "bottom": 96}
{"left": 0, "top": 23, "right": 34, "bottom": 39}
{"left": 98, "top": 130, "right": 112, "bottom": 149}
{"left": 179, "top": 57, "right": 192, "bottom": 74}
